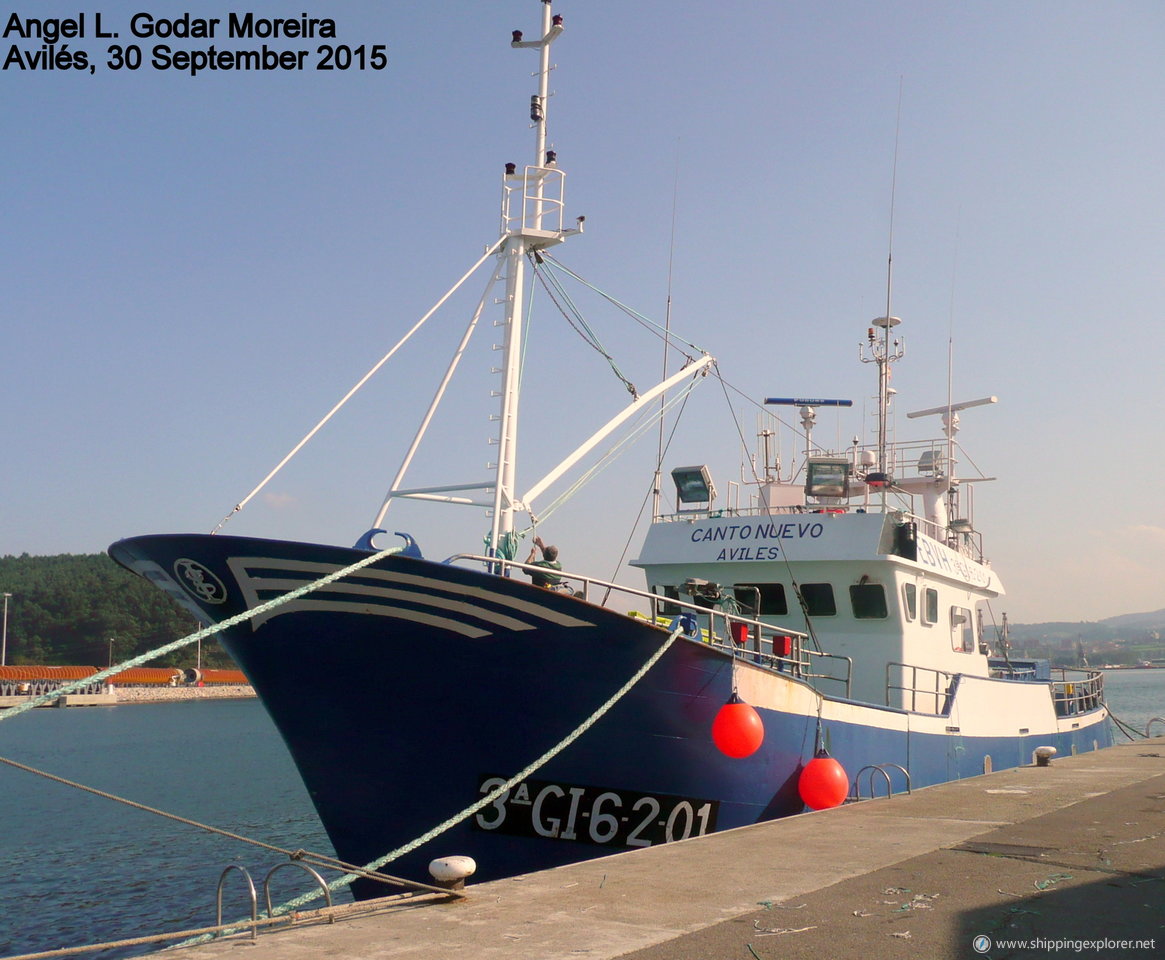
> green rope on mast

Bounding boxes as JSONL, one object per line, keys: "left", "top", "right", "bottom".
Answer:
{"left": 484, "top": 529, "right": 520, "bottom": 560}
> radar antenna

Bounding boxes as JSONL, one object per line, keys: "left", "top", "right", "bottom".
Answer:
{"left": 764, "top": 398, "right": 853, "bottom": 474}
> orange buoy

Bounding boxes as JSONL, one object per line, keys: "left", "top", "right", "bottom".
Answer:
{"left": 711, "top": 693, "right": 764, "bottom": 758}
{"left": 798, "top": 749, "right": 848, "bottom": 809}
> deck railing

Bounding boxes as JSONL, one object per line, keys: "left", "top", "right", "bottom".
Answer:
{"left": 885, "top": 661, "right": 956, "bottom": 715}
{"left": 1050, "top": 668, "right": 1105, "bottom": 716}
{"left": 447, "top": 554, "right": 852, "bottom": 698}
{"left": 889, "top": 660, "right": 1106, "bottom": 720}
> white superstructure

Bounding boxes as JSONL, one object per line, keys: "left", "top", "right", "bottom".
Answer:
{"left": 635, "top": 317, "right": 1008, "bottom": 707}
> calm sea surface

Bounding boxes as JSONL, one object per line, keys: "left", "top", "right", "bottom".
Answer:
{"left": 0, "top": 699, "right": 349, "bottom": 959}
{"left": 2, "top": 672, "right": 1165, "bottom": 959}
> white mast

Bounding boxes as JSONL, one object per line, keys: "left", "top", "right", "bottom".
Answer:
{"left": 368, "top": 4, "right": 714, "bottom": 554}
{"left": 491, "top": 2, "right": 573, "bottom": 558}
{"left": 863, "top": 314, "right": 903, "bottom": 477}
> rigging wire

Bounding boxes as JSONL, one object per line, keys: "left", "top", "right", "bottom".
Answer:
{"left": 518, "top": 246, "right": 539, "bottom": 390}
{"left": 603, "top": 383, "right": 696, "bottom": 603}
{"left": 530, "top": 253, "right": 638, "bottom": 397}
{"left": 654, "top": 148, "right": 682, "bottom": 520}
{"left": 212, "top": 237, "right": 505, "bottom": 533}
{"left": 529, "top": 376, "right": 701, "bottom": 527}
{"left": 715, "top": 369, "right": 819, "bottom": 457}
{"left": 883, "top": 76, "right": 903, "bottom": 332}
{"left": 539, "top": 254, "right": 707, "bottom": 357}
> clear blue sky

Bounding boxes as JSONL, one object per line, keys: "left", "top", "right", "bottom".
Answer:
{"left": 3, "top": 1, "right": 1162, "bottom": 623}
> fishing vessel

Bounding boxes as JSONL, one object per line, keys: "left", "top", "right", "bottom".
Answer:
{"left": 110, "top": 2, "right": 1112, "bottom": 897}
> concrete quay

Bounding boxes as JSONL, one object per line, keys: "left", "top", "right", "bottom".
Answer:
{"left": 0, "top": 685, "right": 255, "bottom": 709}
{"left": 175, "top": 738, "right": 1165, "bottom": 960}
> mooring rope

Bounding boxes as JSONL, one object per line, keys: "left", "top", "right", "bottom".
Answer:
{"left": 0, "top": 547, "right": 687, "bottom": 952}
{"left": 0, "top": 541, "right": 409, "bottom": 722}
{"left": 0, "top": 754, "right": 452, "bottom": 897}
{"left": 177, "top": 620, "right": 688, "bottom": 946}
{"left": 2, "top": 917, "right": 286, "bottom": 960}
{"left": 0, "top": 899, "right": 396, "bottom": 960}
{"left": 1107, "top": 706, "right": 1153, "bottom": 742}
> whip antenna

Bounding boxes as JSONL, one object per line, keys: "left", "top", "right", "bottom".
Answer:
{"left": 653, "top": 147, "right": 681, "bottom": 520}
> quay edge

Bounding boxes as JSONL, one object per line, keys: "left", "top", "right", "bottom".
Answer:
{"left": 170, "top": 735, "right": 1165, "bottom": 960}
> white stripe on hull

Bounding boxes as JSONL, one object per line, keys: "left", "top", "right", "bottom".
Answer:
{"left": 241, "top": 576, "right": 537, "bottom": 633}
{"left": 247, "top": 598, "right": 494, "bottom": 638}
{"left": 226, "top": 556, "right": 596, "bottom": 632}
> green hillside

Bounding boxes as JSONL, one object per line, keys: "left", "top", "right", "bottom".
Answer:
{"left": 0, "top": 553, "right": 234, "bottom": 668}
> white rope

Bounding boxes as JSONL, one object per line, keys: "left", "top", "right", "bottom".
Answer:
{"left": 0, "top": 753, "right": 455, "bottom": 899}
{"left": 2, "top": 538, "right": 688, "bottom": 948}
{"left": 0, "top": 541, "right": 408, "bottom": 721}
{"left": 183, "top": 621, "right": 689, "bottom": 944}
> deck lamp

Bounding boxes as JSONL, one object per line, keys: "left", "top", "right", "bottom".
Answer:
{"left": 671, "top": 465, "right": 715, "bottom": 511}
{"left": 804, "top": 458, "right": 850, "bottom": 499}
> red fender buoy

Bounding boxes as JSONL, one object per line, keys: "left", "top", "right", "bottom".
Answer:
{"left": 712, "top": 693, "right": 764, "bottom": 758}
{"left": 798, "top": 749, "right": 848, "bottom": 809}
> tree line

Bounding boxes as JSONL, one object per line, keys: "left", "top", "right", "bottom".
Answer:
{"left": 0, "top": 553, "right": 235, "bottom": 668}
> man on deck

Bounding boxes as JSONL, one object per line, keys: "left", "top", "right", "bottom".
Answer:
{"left": 526, "top": 535, "right": 563, "bottom": 589}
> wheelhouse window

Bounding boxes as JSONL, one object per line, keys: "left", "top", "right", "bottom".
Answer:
{"left": 799, "top": 582, "right": 836, "bottom": 617}
{"left": 922, "top": 587, "right": 939, "bottom": 625}
{"left": 849, "top": 582, "right": 888, "bottom": 619}
{"left": 951, "top": 606, "right": 974, "bottom": 653}
{"left": 902, "top": 583, "right": 918, "bottom": 621}
{"left": 733, "top": 583, "right": 788, "bottom": 616}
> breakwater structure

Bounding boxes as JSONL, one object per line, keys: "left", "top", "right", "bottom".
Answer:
{"left": 0, "top": 664, "right": 254, "bottom": 707}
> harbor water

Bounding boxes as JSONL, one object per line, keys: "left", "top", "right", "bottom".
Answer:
{"left": 1101, "top": 666, "right": 1165, "bottom": 737}
{"left": 0, "top": 671, "right": 1163, "bottom": 960}
{"left": 0, "top": 699, "right": 349, "bottom": 959}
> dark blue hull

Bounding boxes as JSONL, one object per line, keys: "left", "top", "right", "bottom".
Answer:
{"left": 109, "top": 534, "right": 1113, "bottom": 895}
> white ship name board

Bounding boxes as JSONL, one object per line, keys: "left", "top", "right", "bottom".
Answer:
{"left": 635, "top": 514, "right": 882, "bottom": 566}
